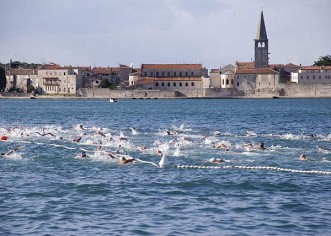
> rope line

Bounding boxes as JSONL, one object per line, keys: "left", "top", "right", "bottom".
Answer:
{"left": 176, "top": 165, "right": 331, "bottom": 175}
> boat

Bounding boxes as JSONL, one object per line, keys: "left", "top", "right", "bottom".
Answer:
{"left": 109, "top": 98, "right": 117, "bottom": 103}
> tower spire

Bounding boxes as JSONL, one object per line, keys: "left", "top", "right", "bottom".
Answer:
{"left": 256, "top": 11, "right": 268, "bottom": 40}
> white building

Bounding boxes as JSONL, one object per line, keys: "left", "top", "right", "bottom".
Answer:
{"left": 291, "top": 66, "right": 331, "bottom": 84}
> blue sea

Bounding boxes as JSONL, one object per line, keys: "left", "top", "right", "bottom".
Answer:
{"left": 1, "top": 98, "right": 331, "bottom": 235}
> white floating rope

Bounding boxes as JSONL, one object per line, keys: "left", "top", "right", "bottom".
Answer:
{"left": 176, "top": 165, "right": 331, "bottom": 175}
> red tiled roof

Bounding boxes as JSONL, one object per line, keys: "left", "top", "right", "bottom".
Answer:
{"left": 236, "top": 61, "right": 255, "bottom": 69}
{"left": 300, "top": 66, "right": 331, "bottom": 70}
{"left": 141, "top": 64, "right": 202, "bottom": 70}
{"left": 210, "top": 69, "right": 220, "bottom": 73}
{"left": 236, "top": 68, "right": 278, "bottom": 75}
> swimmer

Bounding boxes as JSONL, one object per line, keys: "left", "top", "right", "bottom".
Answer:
{"left": 119, "top": 156, "right": 135, "bottom": 165}
{"left": 214, "top": 143, "right": 229, "bottom": 151}
{"left": 209, "top": 157, "right": 225, "bottom": 164}
{"left": 35, "top": 127, "right": 55, "bottom": 137}
{"left": 300, "top": 154, "right": 308, "bottom": 161}
{"left": 119, "top": 137, "right": 129, "bottom": 141}
{"left": 317, "top": 146, "right": 331, "bottom": 153}
{"left": 258, "top": 142, "right": 266, "bottom": 150}
{"left": 80, "top": 151, "right": 88, "bottom": 158}
{"left": 1, "top": 146, "right": 23, "bottom": 156}
{"left": 166, "top": 130, "right": 171, "bottom": 135}
{"left": 79, "top": 124, "right": 85, "bottom": 130}
{"left": 242, "top": 143, "right": 254, "bottom": 151}
{"left": 73, "top": 133, "right": 87, "bottom": 143}
{"left": 96, "top": 130, "right": 106, "bottom": 138}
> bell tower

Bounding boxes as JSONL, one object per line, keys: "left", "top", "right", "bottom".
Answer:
{"left": 254, "top": 11, "right": 269, "bottom": 68}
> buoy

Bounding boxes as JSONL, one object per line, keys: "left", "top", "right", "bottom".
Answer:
{"left": 159, "top": 153, "right": 169, "bottom": 168}
{"left": 0, "top": 136, "right": 8, "bottom": 141}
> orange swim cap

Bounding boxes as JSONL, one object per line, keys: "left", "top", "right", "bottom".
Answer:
{"left": 0, "top": 136, "right": 8, "bottom": 141}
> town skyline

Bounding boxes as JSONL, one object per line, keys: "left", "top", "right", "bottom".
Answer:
{"left": 1, "top": 0, "right": 330, "bottom": 70}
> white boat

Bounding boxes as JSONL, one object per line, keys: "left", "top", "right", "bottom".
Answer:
{"left": 109, "top": 98, "right": 117, "bottom": 103}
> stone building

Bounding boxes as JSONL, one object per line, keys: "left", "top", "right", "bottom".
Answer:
{"left": 37, "top": 64, "right": 83, "bottom": 95}
{"left": 291, "top": 66, "right": 331, "bottom": 84}
{"left": 129, "top": 64, "right": 209, "bottom": 92}
{"left": 5, "top": 69, "right": 38, "bottom": 92}
{"left": 235, "top": 68, "right": 279, "bottom": 93}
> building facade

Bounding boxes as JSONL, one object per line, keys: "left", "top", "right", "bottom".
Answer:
{"left": 37, "top": 64, "right": 83, "bottom": 95}
{"left": 291, "top": 66, "right": 331, "bottom": 84}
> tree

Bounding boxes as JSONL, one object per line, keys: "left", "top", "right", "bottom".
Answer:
{"left": 98, "top": 78, "right": 111, "bottom": 88}
{"left": 313, "top": 55, "right": 331, "bottom": 66}
{"left": 0, "top": 67, "right": 6, "bottom": 91}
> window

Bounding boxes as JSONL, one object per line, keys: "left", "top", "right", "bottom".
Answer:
{"left": 237, "top": 75, "right": 239, "bottom": 79}
{"left": 156, "top": 82, "right": 159, "bottom": 86}
{"left": 185, "top": 72, "right": 188, "bottom": 76}
{"left": 59, "top": 88, "right": 61, "bottom": 92}
{"left": 64, "top": 72, "right": 66, "bottom": 76}
{"left": 173, "top": 82, "right": 176, "bottom": 86}
{"left": 237, "top": 82, "right": 239, "bottom": 86}
{"left": 191, "top": 82, "right": 194, "bottom": 86}
{"left": 144, "top": 72, "right": 147, "bottom": 76}
{"left": 185, "top": 82, "right": 188, "bottom": 86}
{"left": 325, "top": 75, "right": 327, "bottom": 79}
{"left": 179, "top": 82, "right": 182, "bottom": 87}
{"left": 168, "top": 82, "right": 170, "bottom": 87}
{"left": 319, "top": 76, "right": 321, "bottom": 79}
{"left": 64, "top": 88, "right": 66, "bottom": 92}
{"left": 301, "top": 76, "right": 303, "bottom": 80}
{"left": 150, "top": 72, "right": 153, "bottom": 76}
{"left": 162, "top": 72, "right": 165, "bottom": 76}
{"left": 179, "top": 72, "right": 182, "bottom": 76}
{"left": 307, "top": 76, "right": 309, "bottom": 79}
{"left": 313, "top": 76, "right": 315, "bottom": 79}
{"left": 226, "top": 79, "right": 229, "bottom": 85}
{"left": 174, "top": 72, "right": 177, "bottom": 76}
{"left": 168, "top": 72, "right": 171, "bottom": 76}
{"left": 231, "top": 79, "right": 234, "bottom": 85}
{"left": 156, "top": 72, "right": 159, "bottom": 76}
{"left": 161, "top": 82, "right": 164, "bottom": 86}
{"left": 191, "top": 72, "right": 194, "bottom": 76}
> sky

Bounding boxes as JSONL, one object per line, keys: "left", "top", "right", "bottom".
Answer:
{"left": 0, "top": 0, "right": 330, "bottom": 69}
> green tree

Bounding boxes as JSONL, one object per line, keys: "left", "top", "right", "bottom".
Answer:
{"left": 27, "top": 85, "right": 35, "bottom": 93}
{"left": 313, "top": 55, "right": 331, "bottom": 66}
{"left": 98, "top": 78, "right": 111, "bottom": 88}
{"left": 0, "top": 67, "right": 6, "bottom": 91}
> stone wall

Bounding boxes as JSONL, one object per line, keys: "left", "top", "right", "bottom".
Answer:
{"left": 74, "top": 84, "right": 331, "bottom": 99}
{"left": 78, "top": 88, "right": 177, "bottom": 98}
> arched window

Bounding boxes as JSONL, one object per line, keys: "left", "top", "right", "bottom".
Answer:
{"left": 156, "top": 72, "right": 159, "bottom": 76}
{"left": 168, "top": 82, "right": 170, "bottom": 86}
{"left": 231, "top": 79, "right": 234, "bottom": 85}
{"left": 173, "top": 82, "right": 176, "bottom": 86}
{"left": 179, "top": 82, "right": 182, "bottom": 86}
{"left": 222, "top": 79, "right": 224, "bottom": 85}
{"left": 162, "top": 82, "right": 164, "bottom": 86}
{"left": 174, "top": 72, "right": 177, "bottom": 76}
{"left": 191, "top": 82, "right": 194, "bottom": 86}
{"left": 168, "top": 72, "right": 171, "bottom": 76}
{"left": 185, "top": 72, "right": 188, "bottom": 76}
{"left": 226, "top": 79, "right": 229, "bottom": 85}
{"left": 162, "top": 72, "right": 165, "bottom": 76}
{"left": 179, "top": 72, "right": 182, "bottom": 76}
{"left": 144, "top": 72, "right": 147, "bottom": 76}
{"left": 156, "top": 82, "right": 159, "bottom": 86}
{"left": 185, "top": 82, "right": 188, "bottom": 86}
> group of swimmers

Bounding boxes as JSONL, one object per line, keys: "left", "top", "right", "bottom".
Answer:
{"left": 1, "top": 125, "right": 329, "bottom": 164}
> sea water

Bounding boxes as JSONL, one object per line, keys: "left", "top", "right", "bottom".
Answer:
{"left": 0, "top": 98, "right": 331, "bottom": 235}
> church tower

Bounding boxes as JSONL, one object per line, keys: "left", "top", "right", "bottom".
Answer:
{"left": 254, "top": 11, "right": 269, "bottom": 68}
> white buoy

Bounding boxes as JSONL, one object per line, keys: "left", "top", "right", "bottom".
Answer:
{"left": 159, "top": 152, "right": 169, "bottom": 168}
